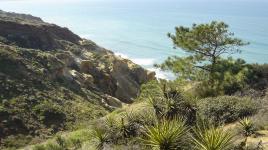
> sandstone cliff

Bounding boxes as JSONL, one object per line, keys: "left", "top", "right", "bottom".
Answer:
{"left": 0, "top": 10, "right": 155, "bottom": 145}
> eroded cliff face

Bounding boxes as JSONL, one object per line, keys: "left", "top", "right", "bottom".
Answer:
{"left": 0, "top": 10, "right": 155, "bottom": 103}
{"left": 0, "top": 10, "right": 155, "bottom": 142}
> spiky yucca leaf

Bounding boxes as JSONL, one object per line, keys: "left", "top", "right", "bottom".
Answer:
{"left": 104, "top": 114, "right": 117, "bottom": 128}
{"left": 192, "top": 126, "right": 234, "bottom": 150}
{"left": 142, "top": 118, "right": 188, "bottom": 150}
{"left": 239, "top": 117, "right": 255, "bottom": 137}
{"left": 91, "top": 127, "right": 110, "bottom": 150}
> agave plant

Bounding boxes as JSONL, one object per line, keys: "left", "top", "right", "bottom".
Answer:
{"left": 104, "top": 114, "right": 118, "bottom": 129}
{"left": 146, "top": 97, "right": 161, "bottom": 114}
{"left": 192, "top": 125, "right": 234, "bottom": 150}
{"left": 239, "top": 117, "right": 255, "bottom": 148}
{"left": 239, "top": 117, "right": 255, "bottom": 137}
{"left": 142, "top": 117, "right": 189, "bottom": 150}
{"left": 164, "top": 93, "right": 197, "bottom": 124}
{"left": 91, "top": 127, "right": 110, "bottom": 150}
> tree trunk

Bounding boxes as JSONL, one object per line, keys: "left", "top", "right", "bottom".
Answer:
{"left": 209, "top": 56, "right": 217, "bottom": 84}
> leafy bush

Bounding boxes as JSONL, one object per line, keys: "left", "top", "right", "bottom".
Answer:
{"left": 198, "top": 96, "right": 258, "bottom": 123}
{"left": 33, "top": 100, "right": 66, "bottom": 128}
{"left": 247, "top": 64, "right": 268, "bottom": 90}
{"left": 251, "top": 92, "right": 268, "bottom": 130}
{"left": 138, "top": 80, "right": 164, "bottom": 101}
{"left": 1, "top": 134, "right": 32, "bottom": 149}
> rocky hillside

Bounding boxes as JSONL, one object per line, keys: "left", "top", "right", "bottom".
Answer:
{"left": 0, "top": 10, "right": 155, "bottom": 147}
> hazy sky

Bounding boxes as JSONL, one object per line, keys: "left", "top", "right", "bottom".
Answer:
{"left": 0, "top": 0, "right": 267, "bottom": 3}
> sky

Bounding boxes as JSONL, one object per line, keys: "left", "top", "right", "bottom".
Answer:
{"left": 0, "top": 0, "right": 267, "bottom": 3}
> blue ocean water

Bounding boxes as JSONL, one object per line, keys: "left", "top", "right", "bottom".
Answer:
{"left": 1, "top": 0, "right": 268, "bottom": 78}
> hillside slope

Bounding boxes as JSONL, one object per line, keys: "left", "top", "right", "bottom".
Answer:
{"left": 0, "top": 10, "right": 155, "bottom": 147}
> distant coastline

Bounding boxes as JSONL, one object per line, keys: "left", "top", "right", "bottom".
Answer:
{"left": 1, "top": 0, "right": 267, "bottom": 68}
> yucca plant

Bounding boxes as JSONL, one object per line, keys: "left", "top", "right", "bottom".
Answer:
{"left": 239, "top": 118, "right": 255, "bottom": 137}
{"left": 146, "top": 96, "right": 166, "bottom": 118}
{"left": 192, "top": 125, "right": 234, "bottom": 150}
{"left": 116, "top": 117, "right": 132, "bottom": 140}
{"left": 91, "top": 127, "right": 110, "bottom": 150}
{"left": 239, "top": 117, "right": 256, "bottom": 148}
{"left": 164, "top": 93, "right": 197, "bottom": 125}
{"left": 142, "top": 117, "right": 189, "bottom": 150}
{"left": 104, "top": 114, "right": 117, "bottom": 129}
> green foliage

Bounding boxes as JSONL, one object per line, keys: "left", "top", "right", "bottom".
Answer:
{"left": 198, "top": 96, "right": 258, "bottom": 124}
{"left": 142, "top": 118, "right": 189, "bottom": 150}
{"left": 156, "top": 21, "right": 251, "bottom": 97}
{"left": 139, "top": 81, "right": 198, "bottom": 124}
{"left": 155, "top": 56, "right": 206, "bottom": 81}
{"left": 1, "top": 134, "right": 32, "bottom": 149}
{"left": 124, "top": 109, "right": 158, "bottom": 127}
{"left": 252, "top": 109, "right": 268, "bottom": 131}
{"left": 248, "top": 64, "right": 268, "bottom": 90}
{"left": 33, "top": 101, "right": 65, "bottom": 123}
{"left": 167, "top": 21, "right": 247, "bottom": 69}
{"left": 239, "top": 118, "right": 255, "bottom": 137}
{"left": 55, "top": 135, "right": 67, "bottom": 149}
{"left": 69, "top": 138, "right": 82, "bottom": 149}
{"left": 33, "top": 144, "right": 47, "bottom": 150}
{"left": 45, "top": 142, "right": 64, "bottom": 150}
{"left": 194, "top": 58, "right": 254, "bottom": 97}
{"left": 192, "top": 125, "right": 234, "bottom": 150}
{"left": 91, "top": 127, "right": 111, "bottom": 150}
{"left": 0, "top": 44, "right": 108, "bottom": 149}
{"left": 138, "top": 80, "right": 164, "bottom": 101}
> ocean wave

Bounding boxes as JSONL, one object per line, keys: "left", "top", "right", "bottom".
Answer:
{"left": 114, "top": 52, "right": 129, "bottom": 59}
{"left": 115, "top": 52, "right": 175, "bottom": 80}
{"left": 115, "top": 52, "right": 155, "bottom": 66}
{"left": 148, "top": 68, "right": 176, "bottom": 80}
{"left": 131, "top": 58, "right": 155, "bottom": 66}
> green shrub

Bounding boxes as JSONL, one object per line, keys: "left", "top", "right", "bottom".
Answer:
{"left": 33, "top": 101, "right": 66, "bottom": 128}
{"left": 138, "top": 80, "right": 164, "bottom": 101}
{"left": 33, "top": 144, "right": 47, "bottom": 150}
{"left": 247, "top": 64, "right": 268, "bottom": 90}
{"left": 198, "top": 96, "right": 258, "bottom": 124}
{"left": 45, "top": 142, "right": 64, "bottom": 150}
{"left": 69, "top": 138, "right": 82, "bottom": 149}
{"left": 1, "top": 134, "right": 32, "bottom": 149}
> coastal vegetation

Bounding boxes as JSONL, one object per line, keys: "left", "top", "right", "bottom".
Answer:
{"left": 0, "top": 11, "right": 267, "bottom": 150}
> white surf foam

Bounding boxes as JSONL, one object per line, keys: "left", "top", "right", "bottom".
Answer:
{"left": 114, "top": 52, "right": 129, "bottom": 59}
{"left": 131, "top": 58, "right": 155, "bottom": 66}
{"left": 148, "top": 68, "right": 176, "bottom": 80}
{"left": 115, "top": 52, "right": 176, "bottom": 80}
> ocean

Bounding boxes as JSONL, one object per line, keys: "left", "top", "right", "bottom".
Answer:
{"left": 1, "top": 0, "right": 268, "bottom": 79}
